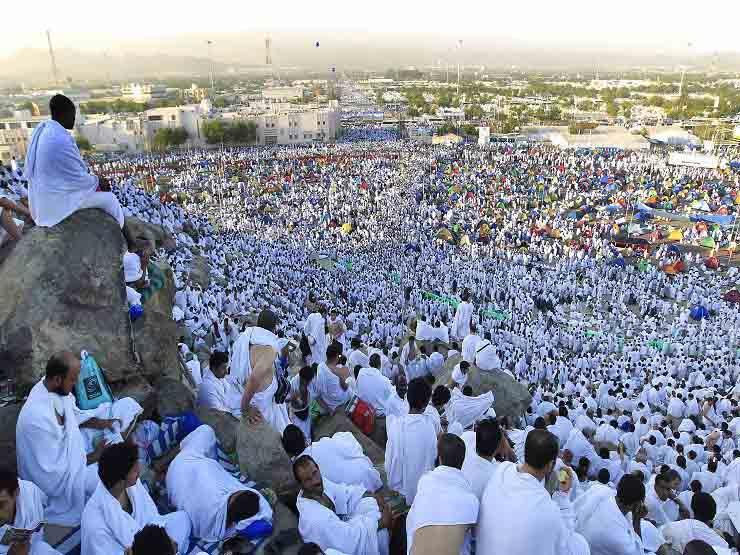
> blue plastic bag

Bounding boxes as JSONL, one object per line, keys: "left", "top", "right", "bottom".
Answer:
{"left": 75, "top": 351, "right": 115, "bottom": 410}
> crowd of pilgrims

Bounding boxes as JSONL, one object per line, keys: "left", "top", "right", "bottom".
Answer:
{"left": 10, "top": 131, "right": 740, "bottom": 555}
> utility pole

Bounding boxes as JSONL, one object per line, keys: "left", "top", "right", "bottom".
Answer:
{"left": 46, "top": 30, "right": 59, "bottom": 86}
{"left": 207, "top": 40, "right": 215, "bottom": 94}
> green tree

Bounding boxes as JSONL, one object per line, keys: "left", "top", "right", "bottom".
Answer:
{"left": 224, "top": 121, "right": 257, "bottom": 143}
{"left": 464, "top": 104, "right": 484, "bottom": 120}
{"left": 152, "top": 127, "right": 188, "bottom": 150}
{"left": 75, "top": 136, "right": 92, "bottom": 151}
{"left": 203, "top": 120, "right": 256, "bottom": 145}
{"left": 606, "top": 101, "right": 619, "bottom": 117}
{"left": 202, "top": 120, "right": 226, "bottom": 144}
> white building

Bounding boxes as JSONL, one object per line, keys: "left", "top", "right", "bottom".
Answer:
{"left": 121, "top": 83, "right": 168, "bottom": 103}
{"left": 219, "top": 103, "right": 340, "bottom": 146}
{"left": 77, "top": 115, "right": 146, "bottom": 152}
{"left": 0, "top": 115, "right": 47, "bottom": 163}
{"left": 143, "top": 100, "right": 212, "bottom": 146}
{"left": 261, "top": 86, "right": 305, "bottom": 102}
{"left": 75, "top": 99, "right": 338, "bottom": 151}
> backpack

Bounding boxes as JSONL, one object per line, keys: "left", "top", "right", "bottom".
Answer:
{"left": 75, "top": 351, "right": 115, "bottom": 410}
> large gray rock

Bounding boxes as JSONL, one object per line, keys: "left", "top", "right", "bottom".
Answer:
{"left": 0, "top": 210, "right": 135, "bottom": 392}
{"left": 236, "top": 417, "right": 295, "bottom": 497}
{"left": 195, "top": 406, "right": 239, "bottom": 453}
{"left": 134, "top": 260, "right": 180, "bottom": 380}
{"left": 154, "top": 377, "right": 194, "bottom": 417}
{"left": 124, "top": 216, "right": 176, "bottom": 252}
{"left": 0, "top": 404, "right": 21, "bottom": 472}
{"left": 0, "top": 210, "right": 180, "bottom": 393}
{"left": 434, "top": 355, "right": 532, "bottom": 424}
{"left": 187, "top": 255, "right": 211, "bottom": 290}
{"left": 466, "top": 367, "right": 532, "bottom": 423}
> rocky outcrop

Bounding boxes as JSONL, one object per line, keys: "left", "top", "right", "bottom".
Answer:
{"left": 195, "top": 406, "right": 239, "bottom": 453}
{"left": 0, "top": 210, "right": 133, "bottom": 392}
{"left": 0, "top": 210, "right": 180, "bottom": 393}
{"left": 124, "top": 216, "right": 176, "bottom": 252}
{"left": 154, "top": 377, "right": 194, "bottom": 417}
{"left": 434, "top": 354, "right": 531, "bottom": 424}
{"left": 134, "top": 260, "right": 180, "bottom": 380}
{"left": 236, "top": 418, "right": 296, "bottom": 497}
{"left": 188, "top": 255, "right": 211, "bottom": 290}
{"left": 0, "top": 404, "right": 22, "bottom": 472}
{"left": 466, "top": 368, "right": 531, "bottom": 423}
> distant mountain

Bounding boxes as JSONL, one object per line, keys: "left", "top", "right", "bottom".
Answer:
{"left": 0, "top": 48, "right": 230, "bottom": 86}
{"left": 2, "top": 31, "right": 739, "bottom": 86}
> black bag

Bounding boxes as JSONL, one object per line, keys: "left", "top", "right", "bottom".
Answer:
{"left": 299, "top": 333, "right": 311, "bottom": 357}
{"left": 273, "top": 367, "right": 291, "bottom": 404}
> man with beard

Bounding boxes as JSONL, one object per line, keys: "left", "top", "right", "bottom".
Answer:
{"left": 16, "top": 352, "right": 142, "bottom": 526}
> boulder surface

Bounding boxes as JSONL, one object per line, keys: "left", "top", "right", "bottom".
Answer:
{"left": 0, "top": 209, "right": 179, "bottom": 392}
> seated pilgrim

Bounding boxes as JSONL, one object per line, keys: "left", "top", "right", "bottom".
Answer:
{"left": 281, "top": 424, "right": 382, "bottom": 492}
{"left": 165, "top": 426, "right": 272, "bottom": 543}
{"left": 406, "top": 434, "right": 479, "bottom": 555}
{"left": 24, "top": 94, "right": 125, "bottom": 229}
{"left": 294, "top": 455, "right": 392, "bottom": 555}
{"left": 80, "top": 443, "right": 191, "bottom": 555}
{"left": 131, "top": 525, "right": 197, "bottom": 555}
{"left": 197, "top": 351, "right": 232, "bottom": 412}
{"left": 16, "top": 352, "right": 142, "bottom": 527}
{"left": 0, "top": 469, "right": 61, "bottom": 555}
{"left": 0, "top": 190, "right": 30, "bottom": 246}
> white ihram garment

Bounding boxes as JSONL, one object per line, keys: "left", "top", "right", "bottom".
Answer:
{"left": 574, "top": 484, "right": 642, "bottom": 555}
{"left": 301, "top": 432, "right": 383, "bottom": 492}
{"left": 477, "top": 462, "right": 589, "bottom": 555}
{"left": 81, "top": 479, "right": 191, "bottom": 555}
{"left": 25, "top": 120, "right": 123, "bottom": 227}
{"left": 406, "top": 466, "right": 479, "bottom": 555}
{"left": 166, "top": 426, "right": 272, "bottom": 542}
{"left": 16, "top": 380, "right": 141, "bottom": 526}
{"left": 0, "top": 480, "right": 60, "bottom": 555}
{"left": 384, "top": 413, "right": 437, "bottom": 504}
{"left": 296, "top": 479, "right": 388, "bottom": 555}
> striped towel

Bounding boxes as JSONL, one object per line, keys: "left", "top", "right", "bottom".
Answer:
{"left": 55, "top": 416, "right": 261, "bottom": 555}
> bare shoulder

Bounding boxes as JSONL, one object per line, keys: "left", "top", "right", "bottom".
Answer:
{"left": 250, "top": 344, "right": 277, "bottom": 371}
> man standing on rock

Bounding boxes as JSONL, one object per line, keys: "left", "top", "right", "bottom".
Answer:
{"left": 15, "top": 351, "right": 142, "bottom": 526}
{"left": 232, "top": 309, "right": 291, "bottom": 433}
{"left": 24, "top": 94, "right": 125, "bottom": 229}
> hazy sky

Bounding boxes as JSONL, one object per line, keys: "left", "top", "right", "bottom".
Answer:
{"left": 3, "top": 0, "right": 738, "bottom": 58}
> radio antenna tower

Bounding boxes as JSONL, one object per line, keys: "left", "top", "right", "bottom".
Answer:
{"left": 46, "top": 30, "right": 59, "bottom": 85}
